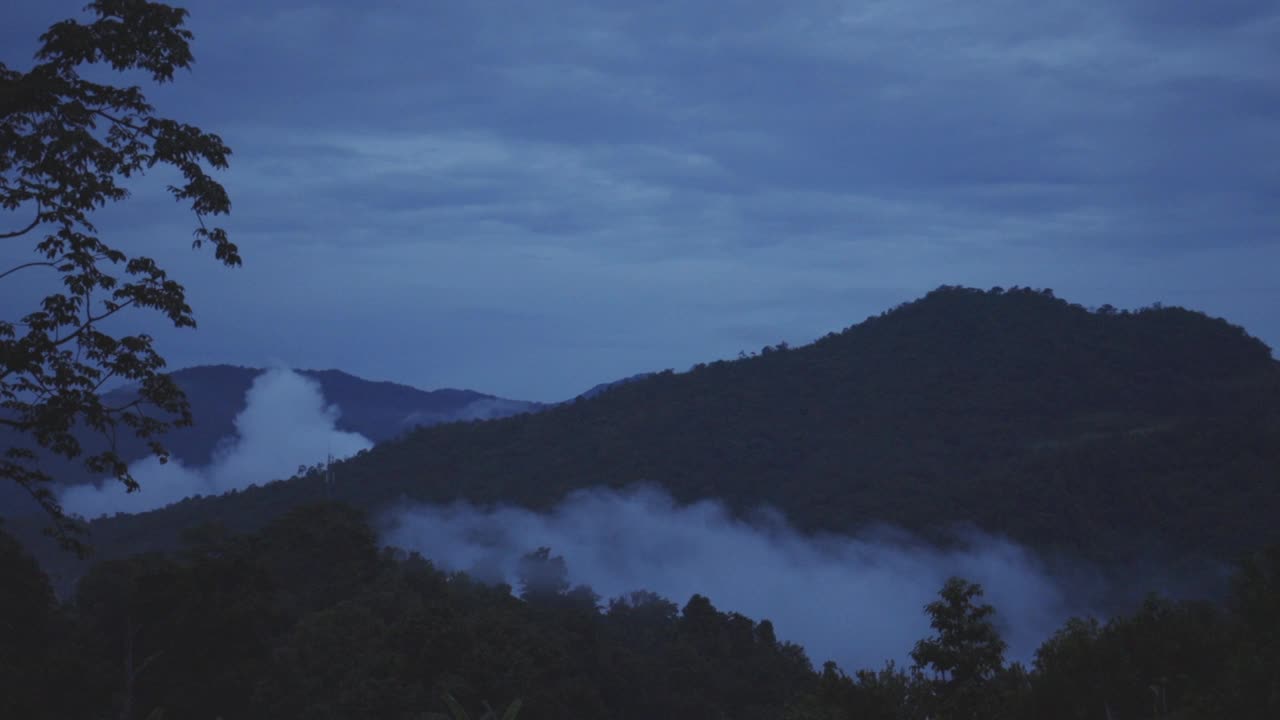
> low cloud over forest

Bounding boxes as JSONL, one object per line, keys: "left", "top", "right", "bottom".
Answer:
{"left": 384, "top": 486, "right": 1091, "bottom": 670}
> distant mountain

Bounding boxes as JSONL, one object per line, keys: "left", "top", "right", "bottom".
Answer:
{"left": 143, "top": 366, "right": 546, "bottom": 464}
{"left": 19, "top": 286, "right": 1280, "bottom": 579}
{"left": 0, "top": 366, "right": 544, "bottom": 517}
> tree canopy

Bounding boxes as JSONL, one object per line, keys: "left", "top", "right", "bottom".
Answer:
{"left": 4, "top": 505, "right": 1277, "bottom": 719}
{"left": 910, "top": 578, "right": 1008, "bottom": 719}
{"left": 1, "top": 0, "right": 236, "bottom": 550}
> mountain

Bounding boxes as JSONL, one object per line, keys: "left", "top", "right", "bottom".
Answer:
{"left": 18, "top": 286, "right": 1280, "bottom": 579}
{"left": 140, "top": 365, "right": 546, "bottom": 464}
{"left": 0, "top": 366, "right": 544, "bottom": 517}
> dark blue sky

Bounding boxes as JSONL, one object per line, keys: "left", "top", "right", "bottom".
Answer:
{"left": 4, "top": 0, "right": 1278, "bottom": 401}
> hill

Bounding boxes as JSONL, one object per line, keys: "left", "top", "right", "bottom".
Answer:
{"left": 23, "top": 286, "right": 1280, "bottom": 576}
{"left": 146, "top": 365, "right": 546, "bottom": 464}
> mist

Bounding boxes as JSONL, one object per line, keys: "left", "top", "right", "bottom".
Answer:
{"left": 60, "top": 368, "right": 373, "bottom": 518}
{"left": 401, "top": 396, "right": 540, "bottom": 428}
{"left": 384, "top": 486, "right": 1092, "bottom": 672}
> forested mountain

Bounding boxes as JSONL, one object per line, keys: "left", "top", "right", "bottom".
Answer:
{"left": 34, "top": 286, "right": 1278, "bottom": 576}
{"left": 6, "top": 286, "right": 1280, "bottom": 719}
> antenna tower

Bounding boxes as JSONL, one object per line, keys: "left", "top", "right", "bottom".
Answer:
{"left": 325, "top": 453, "right": 335, "bottom": 499}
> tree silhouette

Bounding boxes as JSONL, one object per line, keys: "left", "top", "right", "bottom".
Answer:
{"left": 911, "top": 577, "right": 1007, "bottom": 720}
{"left": 516, "top": 547, "right": 569, "bottom": 603}
{"left": 1, "top": 0, "right": 237, "bottom": 550}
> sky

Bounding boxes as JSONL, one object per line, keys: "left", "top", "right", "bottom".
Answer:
{"left": 3, "top": 0, "right": 1278, "bottom": 401}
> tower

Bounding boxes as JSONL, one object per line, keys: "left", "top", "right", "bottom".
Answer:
{"left": 324, "top": 453, "right": 335, "bottom": 499}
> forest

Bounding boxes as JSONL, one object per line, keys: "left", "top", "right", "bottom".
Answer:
{"left": 5, "top": 285, "right": 1277, "bottom": 719}
{"left": 4, "top": 503, "right": 1278, "bottom": 719}
{"left": 27, "top": 286, "right": 1279, "bottom": 581}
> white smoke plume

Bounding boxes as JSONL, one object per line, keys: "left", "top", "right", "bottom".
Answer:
{"left": 60, "top": 368, "right": 373, "bottom": 518}
{"left": 383, "top": 486, "right": 1091, "bottom": 672}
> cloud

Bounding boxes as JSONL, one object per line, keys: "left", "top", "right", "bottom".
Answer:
{"left": 4, "top": 0, "right": 1276, "bottom": 401}
{"left": 60, "top": 369, "right": 373, "bottom": 518}
{"left": 382, "top": 485, "right": 1089, "bottom": 671}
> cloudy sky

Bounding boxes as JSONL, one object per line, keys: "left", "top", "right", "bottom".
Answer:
{"left": 3, "top": 0, "right": 1278, "bottom": 401}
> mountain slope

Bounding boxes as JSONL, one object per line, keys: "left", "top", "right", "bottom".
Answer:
{"left": 574, "top": 372, "right": 657, "bottom": 400}
{"left": 35, "top": 287, "right": 1280, "bottom": 571}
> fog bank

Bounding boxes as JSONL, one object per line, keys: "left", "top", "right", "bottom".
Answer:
{"left": 384, "top": 486, "right": 1091, "bottom": 671}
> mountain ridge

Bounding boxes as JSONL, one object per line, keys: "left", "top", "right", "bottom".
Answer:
{"left": 0, "top": 366, "right": 546, "bottom": 518}
{"left": 14, "top": 286, "right": 1280, "bottom": 580}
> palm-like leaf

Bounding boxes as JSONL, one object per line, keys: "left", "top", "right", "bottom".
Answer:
{"left": 425, "top": 692, "right": 520, "bottom": 720}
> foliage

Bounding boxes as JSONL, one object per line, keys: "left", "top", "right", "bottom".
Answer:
{"left": 1219, "top": 545, "right": 1280, "bottom": 717}
{"left": 21, "top": 504, "right": 818, "bottom": 719}
{"left": 0, "top": 0, "right": 236, "bottom": 551}
{"left": 425, "top": 693, "right": 522, "bottom": 720}
{"left": 5, "top": 507, "right": 1279, "bottom": 719}
{"left": 910, "top": 578, "right": 1007, "bottom": 719}
{"left": 517, "top": 547, "right": 570, "bottom": 602}
{"left": 0, "top": 523, "right": 90, "bottom": 718}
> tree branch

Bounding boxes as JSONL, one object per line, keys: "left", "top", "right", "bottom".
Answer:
{"left": 103, "top": 396, "right": 146, "bottom": 414}
{"left": 0, "top": 211, "right": 42, "bottom": 239}
{"left": 93, "top": 109, "right": 153, "bottom": 142}
{"left": 49, "top": 298, "right": 137, "bottom": 350}
{"left": 0, "top": 260, "right": 57, "bottom": 281}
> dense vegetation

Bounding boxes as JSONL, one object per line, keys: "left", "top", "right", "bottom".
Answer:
{"left": 34, "top": 287, "right": 1278, "bottom": 577}
{"left": 4, "top": 504, "right": 1278, "bottom": 719}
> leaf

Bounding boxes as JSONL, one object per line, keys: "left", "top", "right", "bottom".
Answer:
{"left": 442, "top": 692, "right": 472, "bottom": 720}
{"left": 500, "top": 699, "right": 523, "bottom": 720}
